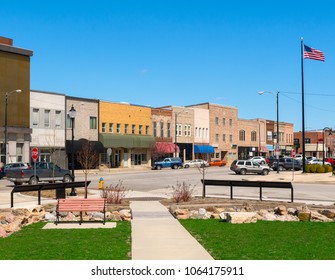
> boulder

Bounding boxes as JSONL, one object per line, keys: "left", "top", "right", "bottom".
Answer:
{"left": 0, "top": 226, "right": 7, "bottom": 238}
{"left": 198, "top": 208, "right": 207, "bottom": 216}
{"left": 225, "top": 212, "right": 257, "bottom": 224}
{"left": 298, "top": 212, "right": 311, "bottom": 221}
{"left": 176, "top": 214, "right": 189, "bottom": 220}
{"left": 287, "top": 208, "right": 297, "bottom": 216}
{"left": 119, "top": 209, "right": 132, "bottom": 219}
{"left": 92, "top": 212, "right": 105, "bottom": 220}
{"left": 12, "top": 208, "right": 31, "bottom": 216}
{"left": 275, "top": 205, "right": 288, "bottom": 215}
{"left": 319, "top": 209, "right": 335, "bottom": 219}
{"left": 175, "top": 208, "right": 189, "bottom": 216}
{"left": 5, "top": 213, "right": 16, "bottom": 223}
{"left": 310, "top": 211, "right": 333, "bottom": 222}
{"left": 44, "top": 213, "right": 56, "bottom": 222}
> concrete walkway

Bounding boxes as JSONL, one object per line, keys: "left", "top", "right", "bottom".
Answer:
{"left": 131, "top": 200, "right": 213, "bottom": 260}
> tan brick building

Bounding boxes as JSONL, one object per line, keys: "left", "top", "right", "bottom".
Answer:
{"left": 188, "top": 103, "right": 238, "bottom": 164}
{"left": 99, "top": 101, "right": 155, "bottom": 168}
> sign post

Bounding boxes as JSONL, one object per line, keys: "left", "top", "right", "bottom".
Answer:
{"left": 31, "top": 147, "right": 39, "bottom": 181}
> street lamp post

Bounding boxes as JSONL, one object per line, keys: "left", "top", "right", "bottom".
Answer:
{"left": 68, "top": 105, "right": 77, "bottom": 196}
{"left": 322, "top": 127, "right": 332, "bottom": 165}
{"left": 3, "top": 89, "right": 21, "bottom": 164}
{"left": 258, "top": 91, "right": 280, "bottom": 173}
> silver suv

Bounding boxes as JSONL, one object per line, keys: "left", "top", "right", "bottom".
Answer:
{"left": 230, "top": 160, "right": 270, "bottom": 175}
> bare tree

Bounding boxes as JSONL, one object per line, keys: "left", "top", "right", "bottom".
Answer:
{"left": 76, "top": 139, "right": 99, "bottom": 198}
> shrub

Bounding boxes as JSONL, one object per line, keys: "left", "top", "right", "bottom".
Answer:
{"left": 305, "top": 165, "right": 311, "bottom": 173}
{"left": 169, "top": 181, "right": 195, "bottom": 203}
{"left": 100, "top": 180, "right": 129, "bottom": 204}
{"left": 316, "top": 165, "right": 325, "bottom": 173}
{"left": 324, "top": 165, "right": 333, "bottom": 173}
{"left": 309, "top": 164, "right": 317, "bottom": 173}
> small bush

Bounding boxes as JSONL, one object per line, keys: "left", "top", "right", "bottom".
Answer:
{"left": 100, "top": 180, "right": 129, "bottom": 204}
{"left": 309, "top": 164, "right": 317, "bottom": 173}
{"left": 305, "top": 165, "right": 311, "bottom": 173}
{"left": 324, "top": 165, "right": 333, "bottom": 173}
{"left": 169, "top": 181, "right": 195, "bottom": 203}
{"left": 316, "top": 165, "right": 325, "bottom": 173}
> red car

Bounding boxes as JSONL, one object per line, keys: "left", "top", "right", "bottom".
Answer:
{"left": 209, "top": 159, "right": 227, "bottom": 167}
{"left": 325, "top": 158, "right": 335, "bottom": 165}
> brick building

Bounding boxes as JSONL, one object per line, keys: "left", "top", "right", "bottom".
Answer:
{"left": 0, "top": 36, "right": 33, "bottom": 165}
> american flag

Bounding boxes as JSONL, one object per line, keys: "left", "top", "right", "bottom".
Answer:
{"left": 304, "top": 45, "right": 325, "bottom": 61}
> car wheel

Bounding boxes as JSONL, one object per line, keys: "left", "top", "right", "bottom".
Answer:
{"left": 262, "top": 169, "right": 269, "bottom": 175}
{"left": 172, "top": 164, "right": 178, "bottom": 169}
{"left": 261, "top": 161, "right": 265, "bottom": 164}
{"left": 29, "top": 176, "right": 38, "bottom": 185}
{"left": 184, "top": 165, "right": 189, "bottom": 168}
{"left": 156, "top": 165, "right": 161, "bottom": 170}
{"left": 240, "top": 169, "right": 247, "bottom": 175}
{"left": 63, "top": 175, "right": 72, "bottom": 183}
{"left": 278, "top": 166, "right": 284, "bottom": 171}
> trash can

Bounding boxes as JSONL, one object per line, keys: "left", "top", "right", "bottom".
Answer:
{"left": 56, "top": 188, "right": 66, "bottom": 199}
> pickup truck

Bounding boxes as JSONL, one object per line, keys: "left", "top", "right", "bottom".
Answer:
{"left": 6, "top": 162, "right": 73, "bottom": 185}
{"left": 153, "top": 157, "right": 183, "bottom": 170}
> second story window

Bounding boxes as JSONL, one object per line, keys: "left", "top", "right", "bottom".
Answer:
{"left": 239, "top": 130, "right": 245, "bottom": 141}
{"left": 215, "top": 117, "right": 219, "bottom": 125}
{"left": 132, "top": 125, "right": 136, "bottom": 134}
{"left": 229, "top": 134, "right": 233, "bottom": 142}
{"left": 251, "top": 131, "right": 257, "bottom": 142}
{"left": 109, "top": 123, "right": 113, "bottom": 133}
{"left": 160, "top": 122, "right": 164, "bottom": 137}
{"left": 33, "top": 108, "right": 39, "bottom": 127}
{"left": 125, "top": 124, "right": 129, "bottom": 134}
{"left": 139, "top": 125, "right": 143, "bottom": 135}
{"left": 229, "top": 119, "right": 233, "bottom": 126}
{"left": 222, "top": 118, "right": 226, "bottom": 125}
{"left": 117, "top": 123, "right": 121, "bottom": 133}
{"left": 146, "top": 125, "right": 149, "bottom": 135}
{"left": 55, "top": 110, "right": 61, "bottom": 128}
{"left": 153, "top": 122, "right": 157, "bottom": 137}
{"left": 167, "top": 123, "right": 171, "bottom": 138}
{"left": 102, "top": 122, "right": 106, "bottom": 133}
{"left": 44, "top": 109, "right": 50, "bottom": 128}
{"left": 90, "top": 116, "right": 97, "bottom": 129}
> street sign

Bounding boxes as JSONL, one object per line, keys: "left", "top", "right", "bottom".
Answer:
{"left": 31, "top": 147, "right": 39, "bottom": 162}
{"left": 292, "top": 150, "right": 296, "bottom": 158}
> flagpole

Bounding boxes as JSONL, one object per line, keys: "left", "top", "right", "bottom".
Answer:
{"left": 301, "top": 37, "right": 306, "bottom": 172}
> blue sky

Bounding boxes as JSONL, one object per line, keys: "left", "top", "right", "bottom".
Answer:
{"left": 1, "top": 0, "right": 335, "bottom": 131}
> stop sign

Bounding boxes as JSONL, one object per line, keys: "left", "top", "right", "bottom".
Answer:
{"left": 31, "top": 147, "right": 39, "bottom": 162}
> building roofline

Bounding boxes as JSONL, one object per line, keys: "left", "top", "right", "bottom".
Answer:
{"left": 66, "top": 95, "right": 99, "bottom": 103}
{"left": 0, "top": 43, "right": 33, "bottom": 57}
{"left": 31, "top": 89, "right": 66, "bottom": 97}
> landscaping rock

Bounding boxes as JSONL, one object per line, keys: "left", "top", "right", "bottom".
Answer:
{"left": 0, "top": 226, "right": 7, "bottom": 238}
{"left": 275, "top": 205, "right": 288, "bottom": 215}
{"left": 225, "top": 212, "right": 257, "bottom": 224}
{"left": 44, "top": 213, "right": 56, "bottom": 221}
{"left": 310, "top": 211, "right": 333, "bottom": 222}
{"left": 298, "top": 212, "right": 311, "bottom": 221}
{"left": 319, "top": 209, "right": 335, "bottom": 219}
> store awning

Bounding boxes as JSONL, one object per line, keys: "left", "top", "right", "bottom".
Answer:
{"left": 100, "top": 133, "right": 155, "bottom": 149}
{"left": 194, "top": 145, "right": 215, "bottom": 154}
{"left": 266, "top": 145, "right": 274, "bottom": 151}
{"left": 66, "top": 138, "right": 105, "bottom": 153}
{"left": 260, "top": 146, "right": 268, "bottom": 152}
{"left": 155, "top": 142, "right": 179, "bottom": 154}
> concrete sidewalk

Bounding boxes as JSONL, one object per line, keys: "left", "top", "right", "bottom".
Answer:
{"left": 131, "top": 200, "right": 213, "bottom": 260}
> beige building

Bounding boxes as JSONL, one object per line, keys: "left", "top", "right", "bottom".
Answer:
{"left": 188, "top": 103, "right": 238, "bottom": 164}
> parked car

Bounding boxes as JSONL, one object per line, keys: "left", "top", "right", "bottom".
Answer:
{"left": 249, "top": 156, "right": 266, "bottom": 164}
{"left": 307, "top": 159, "right": 331, "bottom": 165}
{"left": 230, "top": 160, "right": 270, "bottom": 175}
{"left": 209, "top": 159, "right": 226, "bottom": 167}
{"left": 183, "top": 159, "right": 209, "bottom": 168}
{"left": 153, "top": 157, "right": 183, "bottom": 170}
{"left": 272, "top": 157, "right": 302, "bottom": 171}
{"left": 6, "top": 162, "right": 72, "bottom": 185}
{"left": 325, "top": 158, "right": 335, "bottom": 165}
{"left": 306, "top": 156, "right": 317, "bottom": 162}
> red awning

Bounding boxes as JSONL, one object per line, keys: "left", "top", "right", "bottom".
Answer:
{"left": 155, "top": 142, "right": 179, "bottom": 154}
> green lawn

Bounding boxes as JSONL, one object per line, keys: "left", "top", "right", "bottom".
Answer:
{"left": 180, "top": 220, "right": 335, "bottom": 260}
{"left": 0, "top": 221, "right": 131, "bottom": 260}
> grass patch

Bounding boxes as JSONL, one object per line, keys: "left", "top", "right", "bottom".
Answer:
{"left": 0, "top": 221, "right": 131, "bottom": 260}
{"left": 180, "top": 219, "right": 335, "bottom": 260}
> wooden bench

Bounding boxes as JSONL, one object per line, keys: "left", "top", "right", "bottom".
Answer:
{"left": 201, "top": 179, "right": 294, "bottom": 202}
{"left": 55, "top": 198, "right": 107, "bottom": 225}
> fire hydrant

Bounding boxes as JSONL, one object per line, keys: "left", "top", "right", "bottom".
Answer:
{"left": 99, "top": 177, "right": 104, "bottom": 189}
